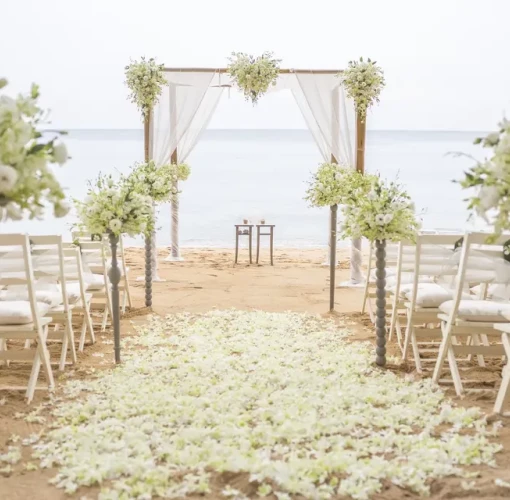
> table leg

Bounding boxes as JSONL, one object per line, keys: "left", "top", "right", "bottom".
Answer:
{"left": 235, "top": 228, "right": 239, "bottom": 264}
{"left": 249, "top": 227, "right": 253, "bottom": 264}
{"left": 270, "top": 227, "right": 274, "bottom": 266}
{"left": 256, "top": 228, "right": 260, "bottom": 264}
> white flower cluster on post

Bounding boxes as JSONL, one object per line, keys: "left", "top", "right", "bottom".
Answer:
{"left": 124, "top": 57, "right": 167, "bottom": 119}
{"left": 126, "top": 161, "right": 190, "bottom": 202}
{"left": 74, "top": 173, "right": 153, "bottom": 237}
{"left": 305, "top": 162, "right": 375, "bottom": 207}
{"left": 459, "top": 119, "right": 510, "bottom": 241}
{"left": 339, "top": 57, "right": 385, "bottom": 121}
{"left": 0, "top": 78, "right": 69, "bottom": 221}
{"left": 227, "top": 52, "right": 281, "bottom": 104}
{"left": 339, "top": 176, "right": 420, "bottom": 242}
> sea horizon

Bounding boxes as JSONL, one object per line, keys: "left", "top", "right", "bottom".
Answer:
{"left": 6, "top": 128, "right": 488, "bottom": 248}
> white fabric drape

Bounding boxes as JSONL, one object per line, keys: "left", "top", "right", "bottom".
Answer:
{"left": 293, "top": 73, "right": 355, "bottom": 165}
{"left": 153, "top": 72, "right": 224, "bottom": 166}
{"left": 152, "top": 71, "right": 224, "bottom": 262}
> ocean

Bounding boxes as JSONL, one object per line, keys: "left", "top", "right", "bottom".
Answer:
{"left": 3, "top": 129, "right": 488, "bottom": 248}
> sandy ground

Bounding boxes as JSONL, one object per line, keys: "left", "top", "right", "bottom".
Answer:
{"left": 1, "top": 247, "right": 510, "bottom": 499}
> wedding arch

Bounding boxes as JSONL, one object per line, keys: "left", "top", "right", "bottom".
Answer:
{"left": 147, "top": 66, "right": 367, "bottom": 309}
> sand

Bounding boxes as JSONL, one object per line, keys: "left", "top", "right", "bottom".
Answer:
{"left": 0, "top": 247, "right": 510, "bottom": 499}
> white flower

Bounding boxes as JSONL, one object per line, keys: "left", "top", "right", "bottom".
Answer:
{"left": 52, "top": 143, "right": 68, "bottom": 165}
{"left": 4, "top": 202, "right": 22, "bottom": 220}
{"left": 478, "top": 185, "right": 499, "bottom": 210}
{"left": 368, "top": 190, "right": 377, "bottom": 201}
{"left": 109, "top": 219, "right": 122, "bottom": 232}
{"left": 0, "top": 164, "right": 18, "bottom": 192}
{"left": 485, "top": 132, "right": 500, "bottom": 146}
{"left": 383, "top": 213, "right": 393, "bottom": 224}
{"left": 54, "top": 201, "right": 70, "bottom": 218}
{"left": 375, "top": 214, "right": 385, "bottom": 225}
{"left": 0, "top": 95, "right": 18, "bottom": 121}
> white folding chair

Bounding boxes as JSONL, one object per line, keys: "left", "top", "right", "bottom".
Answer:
{"left": 432, "top": 232, "right": 510, "bottom": 395}
{"left": 494, "top": 326, "right": 510, "bottom": 414}
{"left": 402, "top": 233, "right": 466, "bottom": 372}
{"left": 62, "top": 247, "right": 95, "bottom": 351}
{"left": 0, "top": 234, "right": 54, "bottom": 403}
{"left": 30, "top": 235, "right": 77, "bottom": 370}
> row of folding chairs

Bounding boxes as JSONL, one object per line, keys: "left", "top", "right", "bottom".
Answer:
{"left": 0, "top": 233, "right": 133, "bottom": 402}
{"left": 362, "top": 231, "right": 510, "bottom": 415}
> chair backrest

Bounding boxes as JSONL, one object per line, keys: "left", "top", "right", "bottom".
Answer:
{"left": 62, "top": 246, "right": 89, "bottom": 305}
{"left": 29, "top": 235, "right": 70, "bottom": 312}
{"left": 0, "top": 234, "right": 42, "bottom": 329}
{"left": 444, "top": 231, "right": 510, "bottom": 324}
{"left": 407, "top": 233, "right": 465, "bottom": 311}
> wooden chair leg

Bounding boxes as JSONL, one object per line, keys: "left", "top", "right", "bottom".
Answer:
{"left": 79, "top": 318, "right": 87, "bottom": 352}
{"left": 249, "top": 227, "right": 252, "bottom": 264}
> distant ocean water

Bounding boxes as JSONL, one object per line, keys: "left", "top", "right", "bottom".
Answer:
{"left": 3, "top": 129, "right": 488, "bottom": 248}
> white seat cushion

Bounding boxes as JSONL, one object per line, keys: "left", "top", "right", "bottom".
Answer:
{"left": 84, "top": 273, "right": 105, "bottom": 291}
{"left": 0, "top": 284, "right": 62, "bottom": 308}
{"left": 63, "top": 282, "right": 82, "bottom": 304}
{"left": 0, "top": 301, "right": 51, "bottom": 325}
{"left": 439, "top": 300, "right": 510, "bottom": 322}
{"left": 403, "top": 283, "right": 472, "bottom": 308}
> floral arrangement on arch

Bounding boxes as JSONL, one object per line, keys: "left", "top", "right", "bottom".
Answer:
{"left": 74, "top": 173, "right": 153, "bottom": 237}
{"left": 459, "top": 119, "right": 510, "bottom": 241}
{"left": 126, "top": 161, "right": 190, "bottom": 202}
{"left": 0, "top": 78, "right": 69, "bottom": 221}
{"left": 305, "top": 162, "right": 375, "bottom": 207}
{"left": 124, "top": 57, "right": 167, "bottom": 119}
{"left": 339, "top": 57, "right": 385, "bottom": 121}
{"left": 339, "top": 176, "right": 420, "bottom": 242}
{"left": 227, "top": 52, "right": 281, "bottom": 105}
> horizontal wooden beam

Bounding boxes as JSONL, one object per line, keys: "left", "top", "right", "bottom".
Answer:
{"left": 163, "top": 67, "right": 342, "bottom": 74}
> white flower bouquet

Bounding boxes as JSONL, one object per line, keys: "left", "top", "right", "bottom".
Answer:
{"left": 459, "top": 119, "right": 510, "bottom": 241}
{"left": 339, "top": 176, "right": 420, "bottom": 242}
{"left": 305, "top": 162, "right": 375, "bottom": 207}
{"left": 339, "top": 57, "right": 385, "bottom": 121}
{"left": 227, "top": 52, "right": 281, "bottom": 104}
{"left": 126, "top": 161, "right": 190, "bottom": 202}
{"left": 0, "top": 78, "right": 69, "bottom": 221}
{"left": 124, "top": 57, "right": 167, "bottom": 119}
{"left": 75, "top": 173, "right": 153, "bottom": 237}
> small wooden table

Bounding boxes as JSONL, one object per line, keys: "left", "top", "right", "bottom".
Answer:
{"left": 256, "top": 224, "right": 275, "bottom": 266}
{"left": 234, "top": 225, "right": 253, "bottom": 264}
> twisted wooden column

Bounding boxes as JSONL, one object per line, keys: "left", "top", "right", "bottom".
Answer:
{"left": 108, "top": 233, "right": 121, "bottom": 364}
{"left": 143, "top": 113, "right": 153, "bottom": 307}
{"left": 329, "top": 204, "right": 338, "bottom": 311}
{"left": 375, "top": 239, "right": 387, "bottom": 366}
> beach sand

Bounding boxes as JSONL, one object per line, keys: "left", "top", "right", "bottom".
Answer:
{"left": 0, "top": 247, "right": 509, "bottom": 499}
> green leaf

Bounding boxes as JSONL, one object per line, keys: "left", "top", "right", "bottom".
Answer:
{"left": 0, "top": 78, "right": 8, "bottom": 89}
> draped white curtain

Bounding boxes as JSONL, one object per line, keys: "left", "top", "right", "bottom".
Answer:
{"left": 153, "top": 72, "right": 224, "bottom": 166}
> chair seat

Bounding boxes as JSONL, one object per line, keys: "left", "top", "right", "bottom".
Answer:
{"left": 85, "top": 274, "right": 105, "bottom": 291}
{"left": 0, "top": 316, "right": 52, "bottom": 332}
{"left": 0, "top": 301, "right": 51, "bottom": 325}
{"left": 439, "top": 300, "right": 510, "bottom": 323}
{"left": 401, "top": 283, "right": 472, "bottom": 308}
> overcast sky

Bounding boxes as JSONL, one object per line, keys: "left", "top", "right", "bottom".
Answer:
{"left": 3, "top": 0, "right": 509, "bottom": 130}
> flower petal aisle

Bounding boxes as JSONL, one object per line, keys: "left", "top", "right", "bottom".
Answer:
{"left": 33, "top": 311, "right": 501, "bottom": 499}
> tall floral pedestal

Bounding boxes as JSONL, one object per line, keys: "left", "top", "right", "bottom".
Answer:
{"left": 108, "top": 233, "right": 122, "bottom": 364}
{"left": 375, "top": 239, "right": 387, "bottom": 367}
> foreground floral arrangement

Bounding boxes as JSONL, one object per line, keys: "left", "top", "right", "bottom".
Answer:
{"left": 126, "top": 160, "right": 190, "bottom": 202}
{"left": 0, "top": 78, "right": 69, "bottom": 221}
{"left": 340, "top": 176, "right": 420, "bottom": 242}
{"left": 124, "top": 57, "right": 167, "bottom": 119}
{"left": 305, "top": 162, "right": 375, "bottom": 207}
{"left": 30, "top": 311, "right": 502, "bottom": 499}
{"left": 459, "top": 119, "right": 510, "bottom": 240}
{"left": 74, "top": 173, "right": 153, "bottom": 236}
{"left": 339, "top": 57, "right": 385, "bottom": 121}
{"left": 227, "top": 52, "right": 281, "bottom": 104}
